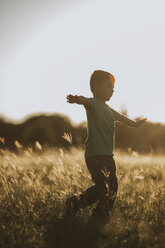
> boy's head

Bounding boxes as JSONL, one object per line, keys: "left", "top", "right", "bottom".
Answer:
{"left": 90, "top": 70, "right": 115, "bottom": 101}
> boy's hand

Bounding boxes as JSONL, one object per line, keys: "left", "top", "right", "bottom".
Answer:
{"left": 66, "top": 94, "right": 90, "bottom": 108}
{"left": 134, "top": 118, "right": 147, "bottom": 127}
{"left": 66, "top": 94, "right": 78, "bottom": 104}
{"left": 119, "top": 115, "right": 147, "bottom": 127}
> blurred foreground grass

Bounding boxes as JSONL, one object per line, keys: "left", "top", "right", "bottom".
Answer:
{"left": 0, "top": 147, "right": 164, "bottom": 248}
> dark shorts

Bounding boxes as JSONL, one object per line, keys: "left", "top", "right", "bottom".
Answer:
{"left": 85, "top": 155, "right": 117, "bottom": 182}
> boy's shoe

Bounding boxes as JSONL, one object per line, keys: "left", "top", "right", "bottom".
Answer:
{"left": 65, "top": 195, "right": 79, "bottom": 217}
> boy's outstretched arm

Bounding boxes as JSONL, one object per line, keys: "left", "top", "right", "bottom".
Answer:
{"left": 66, "top": 94, "right": 90, "bottom": 108}
{"left": 118, "top": 115, "right": 147, "bottom": 127}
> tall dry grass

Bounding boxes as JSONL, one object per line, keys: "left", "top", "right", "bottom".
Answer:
{"left": 0, "top": 146, "right": 164, "bottom": 248}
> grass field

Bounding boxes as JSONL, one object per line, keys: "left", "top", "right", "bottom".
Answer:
{"left": 0, "top": 146, "right": 164, "bottom": 248}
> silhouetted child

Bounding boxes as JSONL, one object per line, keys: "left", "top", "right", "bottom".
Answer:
{"left": 66, "top": 70, "right": 147, "bottom": 221}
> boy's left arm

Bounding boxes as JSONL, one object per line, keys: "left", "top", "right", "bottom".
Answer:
{"left": 111, "top": 108, "right": 147, "bottom": 127}
{"left": 118, "top": 115, "right": 147, "bottom": 127}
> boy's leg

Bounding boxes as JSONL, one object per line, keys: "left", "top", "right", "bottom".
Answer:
{"left": 65, "top": 184, "right": 98, "bottom": 216}
{"left": 77, "top": 156, "right": 111, "bottom": 211}
{"left": 65, "top": 155, "right": 118, "bottom": 216}
{"left": 94, "top": 155, "right": 118, "bottom": 216}
{"left": 65, "top": 156, "right": 107, "bottom": 213}
{"left": 106, "top": 174, "right": 118, "bottom": 211}
{"left": 105, "top": 156, "right": 118, "bottom": 211}
{"left": 90, "top": 156, "right": 118, "bottom": 218}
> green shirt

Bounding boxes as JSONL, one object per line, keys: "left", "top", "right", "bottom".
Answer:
{"left": 84, "top": 97, "right": 122, "bottom": 159}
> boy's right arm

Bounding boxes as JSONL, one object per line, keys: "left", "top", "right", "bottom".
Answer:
{"left": 66, "top": 94, "right": 91, "bottom": 109}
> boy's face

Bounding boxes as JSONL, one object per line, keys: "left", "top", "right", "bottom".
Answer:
{"left": 94, "top": 78, "right": 114, "bottom": 101}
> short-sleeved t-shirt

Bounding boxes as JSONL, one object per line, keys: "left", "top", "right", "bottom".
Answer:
{"left": 84, "top": 97, "right": 122, "bottom": 159}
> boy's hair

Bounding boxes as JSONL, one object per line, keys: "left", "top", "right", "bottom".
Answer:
{"left": 90, "top": 70, "right": 115, "bottom": 93}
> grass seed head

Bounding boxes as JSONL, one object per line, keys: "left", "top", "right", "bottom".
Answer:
{"left": 61, "top": 132, "right": 72, "bottom": 144}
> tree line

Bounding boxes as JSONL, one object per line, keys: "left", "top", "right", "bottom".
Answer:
{"left": 0, "top": 113, "right": 164, "bottom": 153}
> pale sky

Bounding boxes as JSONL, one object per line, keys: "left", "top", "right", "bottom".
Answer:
{"left": 1, "top": 0, "right": 165, "bottom": 124}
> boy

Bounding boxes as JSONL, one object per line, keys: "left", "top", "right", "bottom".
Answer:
{"left": 66, "top": 70, "right": 147, "bottom": 220}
